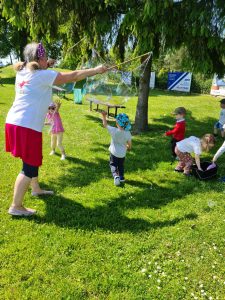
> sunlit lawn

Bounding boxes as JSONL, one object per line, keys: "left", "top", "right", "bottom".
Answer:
{"left": 0, "top": 66, "right": 224, "bottom": 299}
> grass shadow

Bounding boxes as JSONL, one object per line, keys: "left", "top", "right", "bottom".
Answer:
{"left": 30, "top": 190, "right": 198, "bottom": 233}
{"left": 0, "top": 77, "right": 15, "bottom": 85}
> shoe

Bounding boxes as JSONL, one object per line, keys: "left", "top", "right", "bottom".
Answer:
{"left": 8, "top": 207, "right": 36, "bottom": 216}
{"left": 120, "top": 177, "right": 125, "bottom": 183}
{"left": 31, "top": 190, "right": 54, "bottom": 196}
{"left": 174, "top": 168, "right": 183, "bottom": 173}
{"left": 61, "top": 154, "right": 66, "bottom": 160}
{"left": 49, "top": 151, "right": 55, "bottom": 155}
{"left": 114, "top": 176, "right": 120, "bottom": 186}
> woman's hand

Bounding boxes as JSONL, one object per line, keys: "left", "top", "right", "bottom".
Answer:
{"left": 94, "top": 65, "right": 108, "bottom": 74}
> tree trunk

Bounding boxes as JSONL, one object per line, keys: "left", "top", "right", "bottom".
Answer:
{"left": 134, "top": 55, "right": 152, "bottom": 133}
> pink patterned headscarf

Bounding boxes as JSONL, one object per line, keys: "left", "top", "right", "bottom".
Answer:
{"left": 37, "top": 42, "right": 46, "bottom": 58}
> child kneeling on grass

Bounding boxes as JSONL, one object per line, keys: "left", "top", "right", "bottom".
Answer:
{"left": 101, "top": 111, "right": 132, "bottom": 186}
{"left": 174, "top": 134, "right": 215, "bottom": 176}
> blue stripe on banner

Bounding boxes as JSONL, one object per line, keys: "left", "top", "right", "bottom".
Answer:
{"left": 168, "top": 72, "right": 188, "bottom": 90}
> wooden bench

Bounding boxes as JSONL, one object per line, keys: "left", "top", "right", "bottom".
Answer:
{"left": 87, "top": 98, "right": 125, "bottom": 117}
{"left": 52, "top": 85, "right": 67, "bottom": 98}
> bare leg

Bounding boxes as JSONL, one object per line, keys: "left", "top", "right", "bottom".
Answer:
{"left": 31, "top": 177, "right": 54, "bottom": 195}
{"left": 57, "top": 133, "right": 66, "bottom": 159}
{"left": 50, "top": 134, "right": 57, "bottom": 154}
{"left": 10, "top": 173, "right": 31, "bottom": 209}
{"left": 214, "top": 128, "right": 218, "bottom": 135}
{"left": 221, "top": 130, "right": 225, "bottom": 138}
{"left": 57, "top": 133, "right": 65, "bottom": 153}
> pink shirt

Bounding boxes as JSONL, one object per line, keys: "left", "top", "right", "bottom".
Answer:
{"left": 46, "top": 112, "right": 64, "bottom": 134}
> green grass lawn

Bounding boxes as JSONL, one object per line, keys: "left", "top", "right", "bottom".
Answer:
{"left": 0, "top": 66, "right": 224, "bottom": 300}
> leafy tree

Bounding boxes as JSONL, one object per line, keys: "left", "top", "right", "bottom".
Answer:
{"left": 111, "top": 0, "right": 225, "bottom": 131}
{"left": 0, "top": 17, "right": 28, "bottom": 61}
{"left": 1, "top": 0, "right": 225, "bottom": 132}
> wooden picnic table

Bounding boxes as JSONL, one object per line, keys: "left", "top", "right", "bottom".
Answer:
{"left": 87, "top": 98, "right": 125, "bottom": 117}
{"left": 52, "top": 85, "right": 67, "bottom": 98}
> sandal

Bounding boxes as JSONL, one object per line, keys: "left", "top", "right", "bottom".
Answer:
{"left": 8, "top": 207, "right": 36, "bottom": 216}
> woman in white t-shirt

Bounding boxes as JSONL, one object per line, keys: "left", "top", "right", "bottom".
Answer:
{"left": 174, "top": 134, "right": 215, "bottom": 176}
{"left": 5, "top": 42, "right": 107, "bottom": 216}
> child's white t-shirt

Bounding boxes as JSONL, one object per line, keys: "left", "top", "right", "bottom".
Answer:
{"left": 6, "top": 68, "right": 58, "bottom": 132}
{"left": 176, "top": 136, "right": 202, "bottom": 155}
{"left": 107, "top": 125, "right": 132, "bottom": 158}
{"left": 219, "top": 109, "right": 225, "bottom": 125}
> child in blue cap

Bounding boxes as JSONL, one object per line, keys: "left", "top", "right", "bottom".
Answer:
{"left": 101, "top": 111, "right": 132, "bottom": 186}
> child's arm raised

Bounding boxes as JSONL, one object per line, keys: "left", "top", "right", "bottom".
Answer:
{"left": 54, "top": 99, "right": 61, "bottom": 112}
{"left": 195, "top": 154, "right": 203, "bottom": 171}
{"left": 101, "top": 111, "right": 108, "bottom": 128}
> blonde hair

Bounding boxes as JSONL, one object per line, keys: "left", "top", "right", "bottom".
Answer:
{"left": 14, "top": 42, "right": 40, "bottom": 72}
{"left": 201, "top": 134, "right": 215, "bottom": 152}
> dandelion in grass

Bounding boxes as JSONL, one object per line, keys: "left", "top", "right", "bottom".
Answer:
{"left": 208, "top": 200, "right": 216, "bottom": 208}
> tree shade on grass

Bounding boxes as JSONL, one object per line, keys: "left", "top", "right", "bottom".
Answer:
{"left": 0, "top": 67, "right": 224, "bottom": 299}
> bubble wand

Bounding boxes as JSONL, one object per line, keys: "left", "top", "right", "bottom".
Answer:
{"left": 107, "top": 51, "right": 152, "bottom": 70}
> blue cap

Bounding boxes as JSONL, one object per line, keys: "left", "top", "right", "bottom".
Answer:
{"left": 116, "top": 113, "right": 131, "bottom": 131}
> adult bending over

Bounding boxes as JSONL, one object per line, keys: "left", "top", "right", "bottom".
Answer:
{"left": 5, "top": 42, "right": 107, "bottom": 216}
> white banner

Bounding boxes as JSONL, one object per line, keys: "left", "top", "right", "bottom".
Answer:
{"left": 168, "top": 72, "right": 192, "bottom": 92}
{"left": 210, "top": 74, "right": 225, "bottom": 96}
{"left": 149, "top": 72, "right": 155, "bottom": 89}
{"left": 121, "top": 72, "right": 132, "bottom": 85}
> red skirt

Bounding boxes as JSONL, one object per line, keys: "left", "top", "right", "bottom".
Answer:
{"left": 5, "top": 124, "right": 43, "bottom": 167}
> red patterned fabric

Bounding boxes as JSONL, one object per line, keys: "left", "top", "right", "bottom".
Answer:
{"left": 5, "top": 124, "right": 42, "bottom": 167}
{"left": 175, "top": 146, "right": 193, "bottom": 174}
